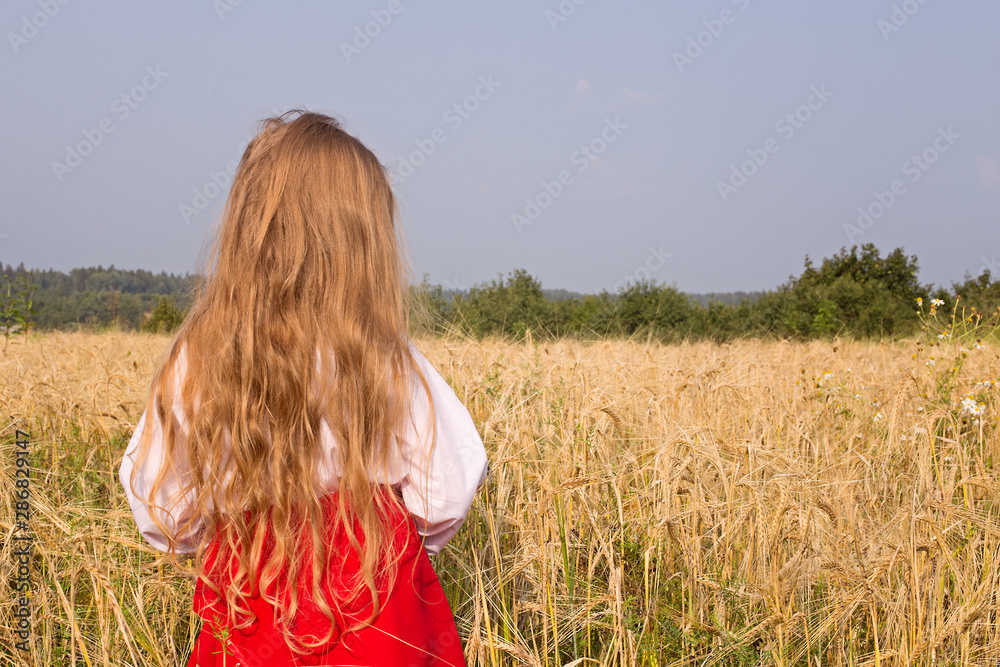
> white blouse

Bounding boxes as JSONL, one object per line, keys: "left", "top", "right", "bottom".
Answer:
{"left": 118, "top": 342, "right": 488, "bottom": 557}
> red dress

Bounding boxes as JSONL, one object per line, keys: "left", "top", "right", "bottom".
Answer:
{"left": 186, "top": 492, "right": 467, "bottom": 667}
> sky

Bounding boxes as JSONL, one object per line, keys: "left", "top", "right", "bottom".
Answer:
{"left": 2, "top": 0, "right": 998, "bottom": 295}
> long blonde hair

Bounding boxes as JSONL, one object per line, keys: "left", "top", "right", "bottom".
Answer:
{"left": 130, "top": 110, "right": 431, "bottom": 652}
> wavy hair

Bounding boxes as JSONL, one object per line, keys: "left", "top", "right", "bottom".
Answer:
{"left": 129, "top": 110, "right": 432, "bottom": 654}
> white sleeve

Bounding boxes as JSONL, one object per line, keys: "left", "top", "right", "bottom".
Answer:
{"left": 398, "top": 344, "right": 488, "bottom": 556}
{"left": 118, "top": 350, "right": 201, "bottom": 554}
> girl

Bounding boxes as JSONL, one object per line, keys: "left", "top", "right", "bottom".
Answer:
{"left": 119, "top": 111, "right": 488, "bottom": 666}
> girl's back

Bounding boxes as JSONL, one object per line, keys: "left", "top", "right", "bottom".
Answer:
{"left": 119, "top": 111, "right": 487, "bottom": 666}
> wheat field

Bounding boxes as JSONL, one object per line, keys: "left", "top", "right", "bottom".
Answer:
{"left": 1, "top": 330, "right": 999, "bottom": 666}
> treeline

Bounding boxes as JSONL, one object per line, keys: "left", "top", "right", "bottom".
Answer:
{"left": 5, "top": 244, "right": 1000, "bottom": 340}
{"left": 0, "top": 262, "right": 197, "bottom": 331}
{"left": 414, "top": 244, "right": 1000, "bottom": 341}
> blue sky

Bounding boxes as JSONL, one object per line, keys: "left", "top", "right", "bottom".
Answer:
{"left": 2, "top": 0, "right": 998, "bottom": 294}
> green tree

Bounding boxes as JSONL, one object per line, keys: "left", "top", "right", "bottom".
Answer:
{"left": 616, "top": 281, "right": 695, "bottom": 341}
{"left": 952, "top": 270, "right": 1000, "bottom": 317}
{"left": 454, "top": 269, "right": 551, "bottom": 339}
{"left": 775, "top": 244, "right": 924, "bottom": 338}
{"left": 0, "top": 272, "right": 37, "bottom": 349}
{"left": 142, "top": 296, "right": 185, "bottom": 334}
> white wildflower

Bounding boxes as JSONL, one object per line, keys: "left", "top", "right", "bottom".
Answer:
{"left": 960, "top": 397, "right": 985, "bottom": 417}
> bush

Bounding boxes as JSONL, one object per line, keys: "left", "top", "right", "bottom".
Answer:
{"left": 616, "top": 281, "right": 695, "bottom": 341}
{"left": 453, "top": 269, "right": 552, "bottom": 339}
{"left": 141, "top": 296, "right": 184, "bottom": 334}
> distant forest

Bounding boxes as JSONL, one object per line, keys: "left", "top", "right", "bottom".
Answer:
{"left": 0, "top": 262, "right": 198, "bottom": 331}
{"left": 3, "top": 244, "right": 1000, "bottom": 341}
